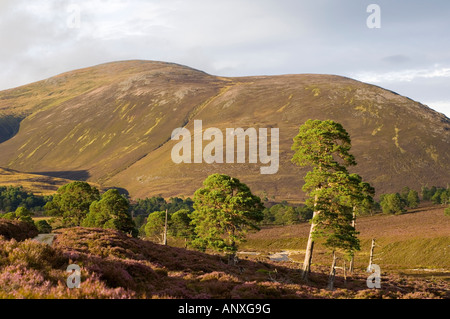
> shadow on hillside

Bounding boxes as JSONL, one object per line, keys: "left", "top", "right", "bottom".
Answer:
{"left": 102, "top": 186, "right": 130, "bottom": 196}
{"left": 0, "top": 115, "right": 24, "bottom": 144}
{"left": 397, "top": 204, "right": 439, "bottom": 216}
{"left": 30, "top": 170, "right": 90, "bottom": 181}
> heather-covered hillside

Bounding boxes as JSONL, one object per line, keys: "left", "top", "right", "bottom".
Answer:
{"left": 0, "top": 225, "right": 448, "bottom": 299}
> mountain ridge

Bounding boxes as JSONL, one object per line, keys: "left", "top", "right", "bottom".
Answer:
{"left": 0, "top": 60, "right": 448, "bottom": 200}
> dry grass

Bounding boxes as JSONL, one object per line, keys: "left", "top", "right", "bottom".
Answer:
{"left": 241, "top": 204, "right": 450, "bottom": 274}
{"left": 217, "top": 204, "right": 450, "bottom": 287}
{"left": 0, "top": 168, "right": 71, "bottom": 196}
{"left": 245, "top": 204, "right": 449, "bottom": 242}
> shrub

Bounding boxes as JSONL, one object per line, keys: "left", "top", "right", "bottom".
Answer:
{"left": 445, "top": 206, "right": 450, "bottom": 217}
{"left": 406, "top": 190, "right": 420, "bottom": 208}
{"left": 7, "top": 239, "right": 60, "bottom": 270}
{"left": 380, "top": 193, "right": 405, "bottom": 215}
{"left": 0, "top": 219, "right": 38, "bottom": 241}
{"left": 35, "top": 220, "right": 52, "bottom": 234}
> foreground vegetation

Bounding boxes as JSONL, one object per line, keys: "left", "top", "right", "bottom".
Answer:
{"left": 0, "top": 225, "right": 448, "bottom": 299}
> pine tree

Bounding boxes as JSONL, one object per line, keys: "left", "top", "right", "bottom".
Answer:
{"left": 346, "top": 174, "right": 375, "bottom": 273}
{"left": 380, "top": 193, "right": 405, "bottom": 215}
{"left": 406, "top": 189, "right": 420, "bottom": 208}
{"left": 170, "top": 209, "right": 194, "bottom": 247}
{"left": 190, "top": 174, "right": 263, "bottom": 264}
{"left": 82, "top": 189, "right": 137, "bottom": 236}
{"left": 44, "top": 181, "right": 100, "bottom": 226}
{"left": 291, "top": 119, "right": 359, "bottom": 281}
{"left": 144, "top": 211, "right": 167, "bottom": 243}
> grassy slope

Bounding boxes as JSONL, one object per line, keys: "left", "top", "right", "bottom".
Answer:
{"left": 0, "top": 61, "right": 224, "bottom": 183}
{"left": 107, "top": 73, "right": 450, "bottom": 200}
{"left": 0, "top": 167, "right": 73, "bottom": 196}
{"left": 241, "top": 205, "right": 450, "bottom": 271}
{"left": 0, "top": 61, "right": 448, "bottom": 200}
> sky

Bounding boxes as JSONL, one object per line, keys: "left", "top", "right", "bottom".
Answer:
{"left": 1, "top": 0, "right": 449, "bottom": 117}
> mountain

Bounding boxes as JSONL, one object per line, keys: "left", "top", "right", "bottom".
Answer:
{"left": 0, "top": 60, "right": 449, "bottom": 201}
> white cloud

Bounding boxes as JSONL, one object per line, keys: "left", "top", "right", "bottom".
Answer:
{"left": 353, "top": 66, "right": 450, "bottom": 83}
{"left": 423, "top": 100, "right": 450, "bottom": 117}
{"left": 0, "top": 0, "right": 449, "bottom": 118}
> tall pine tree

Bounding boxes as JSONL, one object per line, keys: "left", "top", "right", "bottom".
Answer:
{"left": 292, "top": 119, "right": 367, "bottom": 281}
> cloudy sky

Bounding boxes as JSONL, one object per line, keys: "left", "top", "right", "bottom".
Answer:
{"left": 1, "top": 0, "right": 449, "bottom": 117}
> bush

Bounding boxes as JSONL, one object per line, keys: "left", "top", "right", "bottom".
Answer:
{"left": 35, "top": 220, "right": 52, "bottom": 234}
{"left": 7, "top": 239, "right": 59, "bottom": 270}
{"left": 445, "top": 206, "right": 450, "bottom": 217}
{"left": 0, "top": 220, "right": 38, "bottom": 241}
{"left": 380, "top": 193, "right": 405, "bottom": 215}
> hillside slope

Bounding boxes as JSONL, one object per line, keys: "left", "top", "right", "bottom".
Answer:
{"left": 242, "top": 205, "right": 450, "bottom": 270}
{"left": 0, "top": 60, "right": 449, "bottom": 200}
{"left": 0, "top": 167, "right": 73, "bottom": 195}
{"left": 0, "top": 226, "right": 448, "bottom": 298}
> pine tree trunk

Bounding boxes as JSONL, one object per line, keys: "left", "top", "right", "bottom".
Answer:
{"left": 228, "top": 253, "right": 237, "bottom": 265}
{"left": 349, "top": 206, "right": 356, "bottom": 273}
{"left": 343, "top": 259, "right": 347, "bottom": 282}
{"left": 327, "top": 251, "right": 337, "bottom": 290}
{"left": 302, "top": 209, "right": 318, "bottom": 280}
{"left": 368, "top": 238, "right": 376, "bottom": 270}
{"left": 163, "top": 209, "right": 168, "bottom": 246}
{"left": 228, "top": 240, "right": 237, "bottom": 265}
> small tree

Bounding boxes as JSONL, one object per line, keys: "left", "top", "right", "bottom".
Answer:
{"left": 400, "top": 186, "right": 410, "bottom": 203}
{"left": 440, "top": 189, "right": 450, "bottom": 205}
{"left": 1, "top": 207, "right": 35, "bottom": 224}
{"left": 345, "top": 174, "right": 374, "bottom": 273}
{"left": 445, "top": 206, "right": 450, "bottom": 217}
{"left": 421, "top": 186, "right": 432, "bottom": 201}
{"left": 190, "top": 174, "right": 264, "bottom": 264}
{"left": 380, "top": 193, "right": 405, "bottom": 215}
{"left": 15, "top": 207, "right": 35, "bottom": 225}
{"left": 311, "top": 171, "right": 361, "bottom": 288}
{"left": 44, "top": 181, "right": 100, "bottom": 226}
{"left": 431, "top": 188, "right": 443, "bottom": 204}
{"left": 170, "top": 209, "right": 195, "bottom": 247}
{"left": 406, "top": 189, "right": 420, "bottom": 208}
{"left": 144, "top": 211, "right": 167, "bottom": 243}
{"left": 82, "top": 189, "right": 137, "bottom": 236}
{"left": 35, "top": 220, "right": 52, "bottom": 233}
{"left": 1, "top": 212, "right": 17, "bottom": 220}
